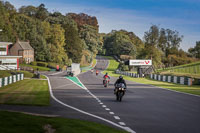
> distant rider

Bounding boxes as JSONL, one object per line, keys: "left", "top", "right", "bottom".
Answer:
{"left": 103, "top": 72, "right": 110, "bottom": 84}
{"left": 114, "top": 76, "right": 127, "bottom": 93}
{"left": 96, "top": 70, "right": 99, "bottom": 76}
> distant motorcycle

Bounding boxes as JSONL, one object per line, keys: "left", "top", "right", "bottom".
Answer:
{"left": 115, "top": 83, "right": 126, "bottom": 102}
{"left": 96, "top": 70, "right": 99, "bottom": 76}
{"left": 103, "top": 78, "right": 109, "bottom": 87}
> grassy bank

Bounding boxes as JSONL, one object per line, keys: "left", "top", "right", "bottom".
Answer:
{"left": 81, "top": 59, "right": 97, "bottom": 72}
{"left": 0, "top": 111, "right": 127, "bottom": 133}
{"left": 20, "top": 64, "right": 50, "bottom": 71}
{"left": 0, "top": 70, "right": 12, "bottom": 78}
{"left": 0, "top": 79, "right": 50, "bottom": 106}
{"left": 104, "top": 56, "right": 200, "bottom": 96}
{"left": 0, "top": 70, "right": 46, "bottom": 79}
{"left": 157, "top": 61, "right": 200, "bottom": 78}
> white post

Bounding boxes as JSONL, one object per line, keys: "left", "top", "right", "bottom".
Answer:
{"left": 158, "top": 75, "right": 161, "bottom": 81}
{"left": 173, "top": 76, "right": 177, "bottom": 84}
{"left": 150, "top": 74, "right": 153, "bottom": 79}
{"left": 180, "top": 77, "right": 184, "bottom": 85}
{"left": 21, "top": 74, "right": 24, "bottom": 80}
{"left": 13, "top": 75, "right": 16, "bottom": 82}
{"left": 0, "top": 78, "right": 2, "bottom": 87}
{"left": 17, "top": 74, "right": 20, "bottom": 81}
{"left": 4, "top": 77, "right": 8, "bottom": 86}
{"left": 163, "top": 75, "right": 166, "bottom": 82}
{"left": 167, "top": 76, "right": 171, "bottom": 82}
{"left": 188, "top": 78, "right": 192, "bottom": 86}
{"left": 9, "top": 76, "right": 12, "bottom": 84}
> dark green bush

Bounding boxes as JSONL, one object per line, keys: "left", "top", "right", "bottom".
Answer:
{"left": 30, "top": 61, "right": 37, "bottom": 66}
{"left": 37, "top": 62, "right": 48, "bottom": 67}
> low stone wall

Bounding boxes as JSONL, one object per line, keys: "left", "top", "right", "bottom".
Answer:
{"left": 0, "top": 73, "right": 24, "bottom": 87}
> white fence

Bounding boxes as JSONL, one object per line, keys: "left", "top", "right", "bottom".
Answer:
{"left": 0, "top": 73, "right": 24, "bottom": 87}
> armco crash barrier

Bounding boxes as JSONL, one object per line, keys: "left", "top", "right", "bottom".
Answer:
{"left": 150, "top": 74, "right": 194, "bottom": 86}
{"left": 0, "top": 73, "right": 24, "bottom": 87}
{"left": 115, "top": 70, "right": 195, "bottom": 86}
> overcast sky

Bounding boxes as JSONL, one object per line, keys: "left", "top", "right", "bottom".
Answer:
{"left": 6, "top": 0, "right": 200, "bottom": 51}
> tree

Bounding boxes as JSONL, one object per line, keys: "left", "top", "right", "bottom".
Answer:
{"left": 142, "top": 25, "right": 184, "bottom": 67}
{"left": 103, "top": 30, "right": 137, "bottom": 58}
{"left": 64, "top": 24, "right": 83, "bottom": 63}
{"left": 35, "top": 4, "right": 49, "bottom": 20}
{"left": 19, "top": 5, "right": 37, "bottom": 17}
{"left": 188, "top": 41, "right": 200, "bottom": 58}
{"left": 48, "top": 24, "right": 68, "bottom": 64}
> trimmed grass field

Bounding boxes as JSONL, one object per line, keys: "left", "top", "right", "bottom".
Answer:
{"left": 104, "top": 56, "right": 200, "bottom": 96}
{"left": 0, "top": 70, "right": 46, "bottom": 79}
{"left": 0, "top": 70, "right": 12, "bottom": 78}
{"left": 0, "top": 111, "right": 127, "bottom": 133}
{"left": 0, "top": 79, "right": 50, "bottom": 105}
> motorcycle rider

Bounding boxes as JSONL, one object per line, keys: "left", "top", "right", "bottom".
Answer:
{"left": 103, "top": 72, "right": 110, "bottom": 84}
{"left": 114, "top": 76, "right": 127, "bottom": 93}
{"left": 96, "top": 70, "right": 99, "bottom": 76}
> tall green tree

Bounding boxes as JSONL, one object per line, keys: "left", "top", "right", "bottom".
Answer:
{"left": 48, "top": 24, "right": 68, "bottom": 64}
{"left": 188, "top": 41, "right": 200, "bottom": 58}
{"left": 104, "top": 30, "right": 137, "bottom": 58}
{"left": 64, "top": 24, "right": 83, "bottom": 63}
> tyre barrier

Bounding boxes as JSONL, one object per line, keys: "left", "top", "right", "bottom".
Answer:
{"left": 0, "top": 73, "right": 24, "bottom": 88}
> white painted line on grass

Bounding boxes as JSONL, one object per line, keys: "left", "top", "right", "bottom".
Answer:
{"left": 114, "top": 116, "right": 120, "bottom": 120}
{"left": 119, "top": 122, "right": 126, "bottom": 126}
{"left": 55, "top": 75, "right": 136, "bottom": 133}
{"left": 109, "top": 112, "right": 114, "bottom": 115}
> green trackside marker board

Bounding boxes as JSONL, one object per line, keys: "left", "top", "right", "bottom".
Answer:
{"left": 66, "top": 77, "right": 85, "bottom": 88}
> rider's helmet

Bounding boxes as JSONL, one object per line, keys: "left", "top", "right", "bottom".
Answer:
{"left": 106, "top": 72, "right": 108, "bottom": 75}
{"left": 119, "top": 75, "right": 123, "bottom": 79}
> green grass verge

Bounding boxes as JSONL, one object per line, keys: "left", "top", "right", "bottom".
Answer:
{"left": 20, "top": 70, "right": 46, "bottom": 79}
{"left": 20, "top": 64, "right": 50, "bottom": 71}
{"left": 157, "top": 61, "right": 200, "bottom": 76}
{"left": 102, "top": 56, "right": 119, "bottom": 77}
{"left": 81, "top": 59, "right": 97, "bottom": 72}
{"left": 0, "top": 70, "right": 46, "bottom": 79}
{"left": 160, "top": 71, "right": 200, "bottom": 79}
{"left": 0, "top": 70, "right": 12, "bottom": 78}
{"left": 0, "top": 79, "right": 50, "bottom": 106}
{"left": 104, "top": 56, "right": 200, "bottom": 96}
{"left": 0, "top": 111, "right": 127, "bottom": 133}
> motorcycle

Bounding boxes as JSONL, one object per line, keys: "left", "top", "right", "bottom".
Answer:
{"left": 115, "top": 83, "right": 126, "bottom": 102}
{"left": 103, "top": 78, "right": 109, "bottom": 87}
{"left": 96, "top": 71, "right": 99, "bottom": 76}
